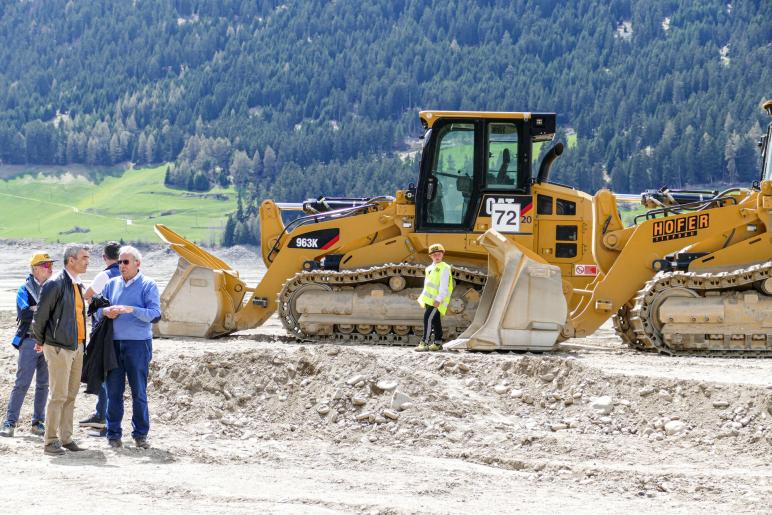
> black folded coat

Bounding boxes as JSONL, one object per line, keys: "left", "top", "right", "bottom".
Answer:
{"left": 81, "top": 295, "right": 117, "bottom": 394}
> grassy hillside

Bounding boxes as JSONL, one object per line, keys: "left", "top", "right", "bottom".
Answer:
{"left": 0, "top": 165, "right": 234, "bottom": 244}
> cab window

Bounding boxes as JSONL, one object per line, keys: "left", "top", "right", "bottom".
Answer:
{"left": 426, "top": 123, "right": 475, "bottom": 225}
{"left": 486, "top": 123, "right": 518, "bottom": 188}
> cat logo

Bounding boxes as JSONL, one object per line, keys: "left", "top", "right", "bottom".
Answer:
{"left": 652, "top": 213, "right": 709, "bottom": 242}
{"left": 481, "top": 194, "right": 533, "bottom": 216}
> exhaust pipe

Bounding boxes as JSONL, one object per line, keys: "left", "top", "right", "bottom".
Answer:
{"left": 536, "top": 142, "right": 564, "bottom": 183}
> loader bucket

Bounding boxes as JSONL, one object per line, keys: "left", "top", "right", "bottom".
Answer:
{"left": 444, "top": 229, "right": 567, "bottom": 351}
{"left": 153, "top": 224, "right": 249, "bottom": 338}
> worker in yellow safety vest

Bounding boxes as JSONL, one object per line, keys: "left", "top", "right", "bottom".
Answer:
{"left": 416, "top": 243, "right": 453, "bottom": 352}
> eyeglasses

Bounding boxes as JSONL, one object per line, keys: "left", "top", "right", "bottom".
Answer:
{"left": 37, "top": 262, "right": 53, "bottom": 269}
{"left": 119, "top": 259, "right": 133, "bottom": 265}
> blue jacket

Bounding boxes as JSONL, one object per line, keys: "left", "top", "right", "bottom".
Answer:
{"left": 13, "top": 274, "right": 41, "bottom": 348}
{"left": 101, "top": 272, "right": 161, "bottom": 340}
{"left": 105, "top": 262, "right": 121, "bottom": 279}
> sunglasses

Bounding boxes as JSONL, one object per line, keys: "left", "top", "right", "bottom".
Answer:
{"left": 37, "top": 262, "right": 53, "bottom": 269}
{"left": 118, "top": 259, "right": 133, "bottom": 265}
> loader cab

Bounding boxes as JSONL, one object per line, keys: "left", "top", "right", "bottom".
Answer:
{"left": 415, "top": 111, "right": 555, "bottom": 232}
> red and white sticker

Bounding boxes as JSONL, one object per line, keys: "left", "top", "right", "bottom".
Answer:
{"left": 574, "top": 264, "right": 598, "bottom": 276}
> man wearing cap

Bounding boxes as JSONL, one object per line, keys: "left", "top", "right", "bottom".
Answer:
{"left": 79, "top": 241, "right": 122, "bottom": 434}
{"left": 416, "top": 243, "right": 453, "bottom": 352}
{"left": 0, "top": 253, "right": 54, "bottom": 438}
{"left": 32, "top": 245, "right": 90, "bottom": 455}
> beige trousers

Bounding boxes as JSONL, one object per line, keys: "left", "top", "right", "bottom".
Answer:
{"left": 43, "top": 344, "right": 83, "bottom": 445}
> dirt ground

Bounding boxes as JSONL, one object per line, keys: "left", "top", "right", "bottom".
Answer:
{"left": 0, "top": 241, "right": 770, "bottom": 514}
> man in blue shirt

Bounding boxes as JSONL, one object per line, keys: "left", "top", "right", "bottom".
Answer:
{"left": 100, "top": 245, "right": 160, "bottom": 449}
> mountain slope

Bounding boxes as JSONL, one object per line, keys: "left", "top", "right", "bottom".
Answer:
{"left": 0, "top": 0, "right": 769, "bottom": 243}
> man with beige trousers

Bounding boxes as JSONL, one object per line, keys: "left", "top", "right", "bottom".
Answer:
{"left": 32, "top": 245, "right": 90, "bottom": 455}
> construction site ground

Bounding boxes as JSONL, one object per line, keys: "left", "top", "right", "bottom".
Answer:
{"left": 0, "top": 241, "right": 770, "bottom": 513}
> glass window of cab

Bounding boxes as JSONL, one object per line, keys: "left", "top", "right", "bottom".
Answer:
{"left": 486, "top": 123, "right": 518, "bottom": 188}
{"left": 427, "top": 123, "right": 475, "bottom": 225}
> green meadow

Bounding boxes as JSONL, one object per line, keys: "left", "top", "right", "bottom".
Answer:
{"left": 0, "top": 165, "right": 236, "bottom": 244}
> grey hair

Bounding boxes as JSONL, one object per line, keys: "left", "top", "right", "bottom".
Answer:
{"left": 119, "top": 245, "right": 142, "bottom": 263}
{"left": 63, "top": 245, "right": 89, "bottom": 266}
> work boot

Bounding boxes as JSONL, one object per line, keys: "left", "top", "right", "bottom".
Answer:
{"left": 0, "top": 422, "right": 14, "bottom": 437}
{"left": 134, "top": 437, "right": 150, "bottom": 449}
{"left": 30, "top": 421, "right": 45, "bottom": 436}
{"left": 108, "top": 439, "right": 122, "bottom": 449}
{"left": 62, "top": 441, "right": 86, "bottom": 452}
{"left": 415, "top": 341, "right": 429, "bottom": 352}
{"left": 79, "top": 414, "right": 106, "bottom": 429}
{"left": 44, "top": 441, "right": 65, "bottom": 456}
{"left": 428, "top": 342, "right": 443, "bottom": 352}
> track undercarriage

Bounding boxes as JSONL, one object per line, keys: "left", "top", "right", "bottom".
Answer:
{"left": 277, "top": 263, "right": 487, "bottom": 345}
{"left": 613, "top": 261, "right": 772, "bottom": 357}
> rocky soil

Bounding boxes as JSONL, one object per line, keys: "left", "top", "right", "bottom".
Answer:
{"left": 0, "top": 241, "right": 770, "bottom": 513}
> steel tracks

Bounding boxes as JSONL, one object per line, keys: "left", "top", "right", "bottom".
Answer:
{"left": 277, "top": 263, "right": 486, "bottom": 345}
{"left": 618, "top": 261, "right": 772, "bottom": 357}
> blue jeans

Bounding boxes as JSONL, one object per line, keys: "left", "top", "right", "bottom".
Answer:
{"left": 4, "top": 337, "right": 49, "bottom": 426}
{"left": 106, "top": 339, "right": 152, "bottom": 440}
{"left": 94, "top": 383, "right": 108, "bottom": 419}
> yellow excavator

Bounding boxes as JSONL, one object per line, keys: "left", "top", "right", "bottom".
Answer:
{"left": 155, "top": 102, "right": 772, "bottom": 356}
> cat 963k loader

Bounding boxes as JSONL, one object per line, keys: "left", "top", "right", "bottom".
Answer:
{"left": 155, "top": 103, "right": 772, "bottom": 356}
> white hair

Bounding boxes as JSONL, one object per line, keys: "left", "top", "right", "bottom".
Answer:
{"left": 119, "top": 245, "right": 142, "bottom": 262}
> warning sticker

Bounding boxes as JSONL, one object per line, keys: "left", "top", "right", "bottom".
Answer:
{"left": 574, "top": 264, "right": 598, "bottom": 276}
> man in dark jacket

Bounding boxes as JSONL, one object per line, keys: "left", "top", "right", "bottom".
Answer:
{"left": 32, "top": 245, "right": 90, "bottom": 456}
{"left": 0, "top": 253, "right": 54, "bottom": 438}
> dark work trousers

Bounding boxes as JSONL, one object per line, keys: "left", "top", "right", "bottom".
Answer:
{"left": 106, "top": 339, "right": 152, "bottom": 440}
{"left": 90, "top": 316, "right": 109, "bottom": 420}
{"left": 4, "top": 337, "right": 48, "bottom": 426}
{"left": 94, "top": 383, "right": 108, "bottom": 419}
{"left": 423, "top": 305, "right": 443, "bottom": 343}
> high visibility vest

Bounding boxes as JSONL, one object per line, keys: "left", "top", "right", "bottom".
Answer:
{"left": 417, "top": 261, "right": 454, "bottom": 315}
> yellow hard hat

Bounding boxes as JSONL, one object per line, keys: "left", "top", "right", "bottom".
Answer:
{"left": 30, "top": 252, "right": 54, "bottom": 266}
{"left": 428, "top": 243, "right": 445, "bottom": 254}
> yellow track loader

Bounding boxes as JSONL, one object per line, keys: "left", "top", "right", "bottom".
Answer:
{"left": 155, "top": 103, "right": 771, "bottom": 356}
{"left": 450, "top": 101, "right": 772, "bottom": 356}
